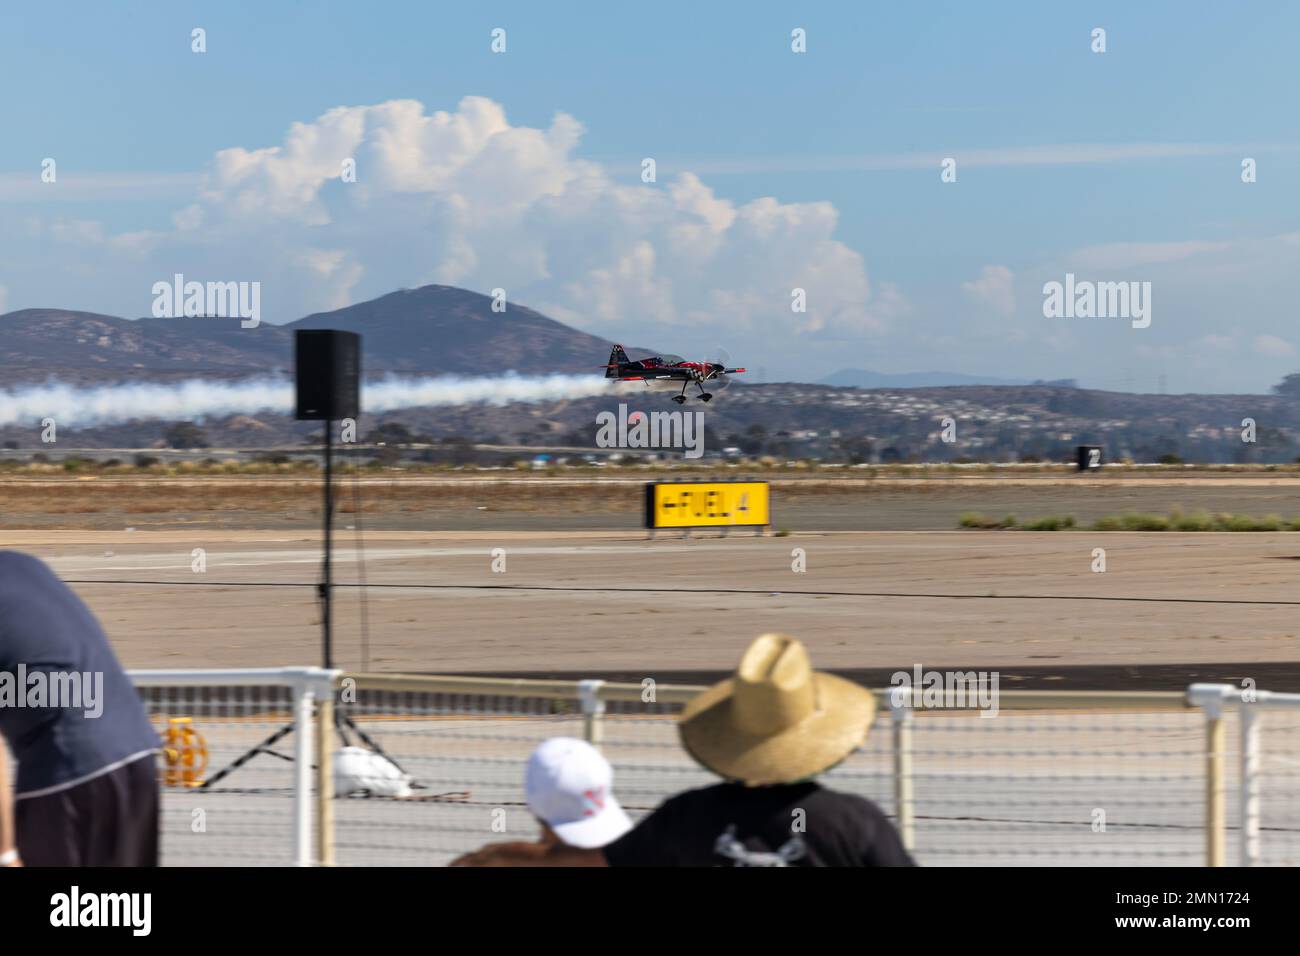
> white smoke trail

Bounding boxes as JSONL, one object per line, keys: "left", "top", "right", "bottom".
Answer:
{"left": 0, "top": 374, "right": 614, "bottom": 428}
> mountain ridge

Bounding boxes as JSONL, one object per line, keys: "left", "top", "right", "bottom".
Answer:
{"left": 0, "top": 285, "right": 620, "bottom": 383}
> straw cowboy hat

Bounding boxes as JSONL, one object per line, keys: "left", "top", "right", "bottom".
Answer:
{"left": 679, "top": 634, "right": 877, "bottom": 786}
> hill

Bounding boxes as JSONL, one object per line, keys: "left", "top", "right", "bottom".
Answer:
{"left": 0, "top": 285, "right": 617, "bottom": 383}
{"left": 290, "top": 286, "right": 614, "bottom": 375}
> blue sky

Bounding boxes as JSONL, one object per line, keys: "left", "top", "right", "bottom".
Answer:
{"left": 1, "top": 1, "right": 1297, "bottom": 391}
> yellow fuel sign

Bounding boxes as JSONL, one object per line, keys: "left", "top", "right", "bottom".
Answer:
{"left": 645, "top": 481, "right": 770, "bottom": 529}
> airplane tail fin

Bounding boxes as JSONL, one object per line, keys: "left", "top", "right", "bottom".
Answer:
{"left": 605, "top": 344, "right": 630, "bottom": 377}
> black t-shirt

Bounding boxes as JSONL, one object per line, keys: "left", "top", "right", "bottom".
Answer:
{"left": 603, "top": 781, "right": 916, "bottom": 867}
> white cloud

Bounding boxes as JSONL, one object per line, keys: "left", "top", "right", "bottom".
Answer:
{"left": 1195, "top": 334, "right": 1236, "bottom": 351}
{"left": 663, "top": 142, "right": 1298, "bottom": 176}
{"left": 1068, "top": 240, "right": 1230, "bottom": 271}
{"left": 0, "top": 171, "right": 202, "bottom": 202}
{"left": 961, "top": 265, "right": 1015, "bottom": 316}
{"left": 107, "top": 96, "right": 895, "bottom": 345}
{"left": 1253, "top": 334, "right": 1295, "bottom": 357}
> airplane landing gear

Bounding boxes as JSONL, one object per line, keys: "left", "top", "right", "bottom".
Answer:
{"left": 672, "top": 394, "right": 687, "bottom": 404}
{"left": 700, "top": 393, "right": 713, "bottom": 402}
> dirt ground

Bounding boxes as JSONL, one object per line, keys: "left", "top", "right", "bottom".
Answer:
{"left": 7, "top": 520, "right": 1300, "bottom": 690}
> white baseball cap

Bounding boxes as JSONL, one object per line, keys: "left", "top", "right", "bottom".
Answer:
{"left": 524, "top": 737, "right": 633, "bottom": 848}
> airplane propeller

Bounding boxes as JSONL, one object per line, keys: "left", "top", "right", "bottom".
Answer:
{"left": 706, "top": 346, "right": 741, "bottom": 393}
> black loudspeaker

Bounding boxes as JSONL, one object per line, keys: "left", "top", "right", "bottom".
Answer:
{"left": 1076, "top": 445, "right": 1102, "bottom": 471}
{"left": 295, "top": 330, "right": 361, "bottom": 420}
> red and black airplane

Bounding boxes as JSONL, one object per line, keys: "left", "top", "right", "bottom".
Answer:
{"left": 603, "top": 345, "right": 746, "bottom": 403}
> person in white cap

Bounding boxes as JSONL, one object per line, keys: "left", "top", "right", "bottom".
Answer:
{"left": 452, "top": 737, "right": 631, "bottom": 864}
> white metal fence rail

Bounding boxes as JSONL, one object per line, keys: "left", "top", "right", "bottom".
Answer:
{"left": 1188, "top": 684, "right": 1300, "bottom": 867}
{"left": 889, "top": 703, "right": 1207, "bottom": 866}
{"left": 131, "top": 667, "right": 336, "bottom": 866}
{"left": 128, "top": 670, "right": 1299, "bottom": 866}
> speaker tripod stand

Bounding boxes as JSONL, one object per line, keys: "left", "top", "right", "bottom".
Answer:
{"left": 199, "top": 408, "right": 406, "bottom": 792}
{"left": 196, "top": 691, "right": 404, "bottom": 790}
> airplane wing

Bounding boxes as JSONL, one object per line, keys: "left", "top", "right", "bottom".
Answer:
{"left": 612, "top": 372, "right": 683, "bottom": 383}
{"left": 616, "top": 370, "right": 686, "bottom": 380}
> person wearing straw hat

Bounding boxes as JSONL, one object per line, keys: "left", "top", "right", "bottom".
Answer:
{"left": 453, "top": 634, "right": 914, "bottom": 867}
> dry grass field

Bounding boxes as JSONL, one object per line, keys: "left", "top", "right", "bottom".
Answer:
{"left": 11, "top": 467, "right": 1300, "bottom": 532}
